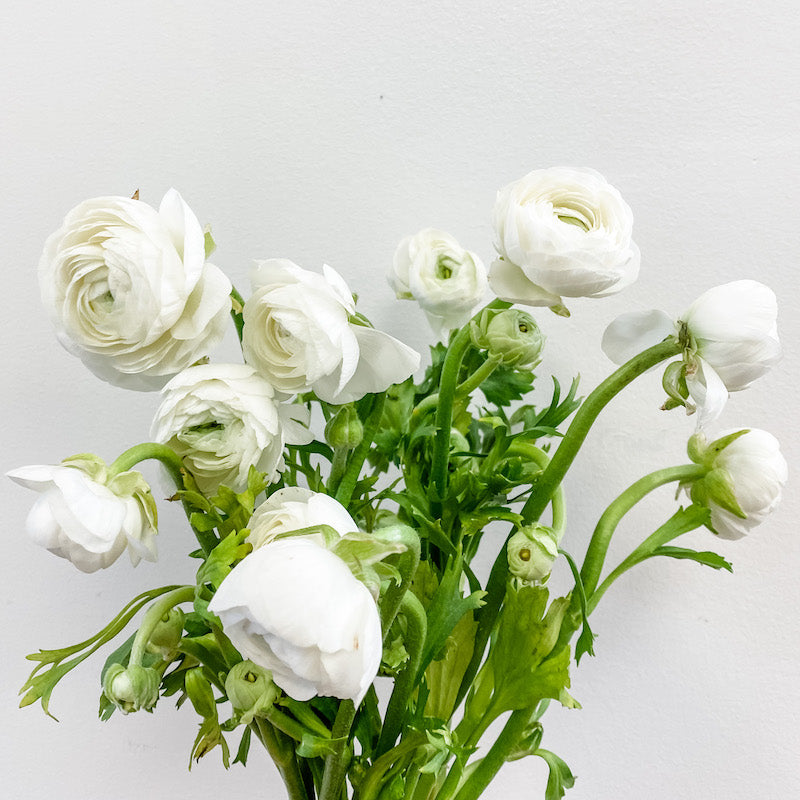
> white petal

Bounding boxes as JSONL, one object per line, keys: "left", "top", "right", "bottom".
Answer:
{"left": 488, "top": 258, "right": 562, "bottom": 307}
{"left": 602, "top": 309, "right": 675, "bottom": 365}
{"left": 686, "top": 358, "right": 729, "bottom": 427}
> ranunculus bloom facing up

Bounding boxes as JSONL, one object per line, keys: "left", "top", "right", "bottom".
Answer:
{"left": 39, "top": 189, "right": 232, "bottom": 390}
{"left": 490, "top": 167, "right": 640, "bottom": 308}
{"left": 151, "top": 363, "right": 311, "bottom": 495}
{"left": 7, "top": 456, "right": 158, "bottom": 573}
{"left": 208, "top": 538, "right": 382, "bottom": 704}
{"left": 242, "top": 259, "right": 420, "bottom": 404}
{"left": 602, "top": 280, "right": 781, "bottom": 425}
{"left": 389, "top": 229, "right": 488, "bottom": 338}
{"left": 247, "top": 487, "right": 358, "bottom": 550}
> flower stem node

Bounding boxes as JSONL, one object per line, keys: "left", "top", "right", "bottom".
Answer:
{"left": 325, "top": 404, "right": 364, "bottom": 450}
{"left": 225, "top": 661, "right": 278, "bottom": 724}
{"left": 470, "top": 307, "right": 545, "bottom": 369}
{"left": 145, "top": 608, "right": 186, "bottom": 660}
{"left": 102, "top": 664, "right": 160, "bottom": 714}
{"left": 507, "top": 524, "right": 559, "bottom": 583}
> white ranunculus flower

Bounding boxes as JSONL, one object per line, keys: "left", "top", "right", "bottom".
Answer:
{"left": 602, "top": 280, "right": 781, "bottom": 425}
{"left": 39, "top": 189, "right": 232, "bottom": 390}
{"left": 208, "top": 537, "right": 382, "bottom": 704}
{"left": 7, "top": 455, "right": 158, "bottom": 573}
{"left": 242, "top": 259, "right": 420, "bottom": 404}
{"left": 692, "top": 429, "right": 788, "bottom": 540}
{"left": 247, "top": 487, "right": 358, "bottom": 550}
{"left": 389, "top": 229, "right": 488, "bottom": 338}
{"left": 151, "top": 363, "right": 311, "bottom": 495}
{"left": 489, "top": 167, "right": 640, "bottom": 308}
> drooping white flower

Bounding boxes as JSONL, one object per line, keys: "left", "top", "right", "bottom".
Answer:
{"left": 389, "top": 229, "right": 488, "bottom": 338}
{"left": 242, "top": 259, "right": 420, "bottom": 404}
{"left": 688, "top": 429, "right": 787, "bottom": 540}
{"left": 151, "top": 363, "right": 311, "bottom": 495}
{"left": 489, "top": 167, "right": 640, "bottom": 308}
{"left": 602, "top": 280, "right": 781, "bottom": 425}
{"left": 7, "top": 455, "right": 158, "bottom": 573}
{"left": 208, "top": 537, "right": 382, "bottom": 704}
{"left": 39, "top": 189, "right": 232, "bottom": 390}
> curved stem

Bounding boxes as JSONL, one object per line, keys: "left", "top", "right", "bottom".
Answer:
{"left": 356, "top": 734, "right": 426, "bottom": 800}
{"left": 335, "top": 393, "right": 386, "bottom": 508}
{"left": 129, "top": 586, "right": 194, "bottom": 666}
{"left": 413, "top": 356, "right": 501, "bottom": 420}
{"left": 108, "top": 442, "right": 185, "bottom": 488}
{"left": 580, "top": 463, "right": 707, "bottom": 600}
{"left": 319, "top": 700, "right": 356, "bottom": 800}
{"left": 376, "top": 593, "right": 428, "bottom": 755}
{"left": 521, "top": 338, "right": 682, "bottom": 525}
{"left": 253, "top": 717, "right": 309, "bottom": 800}
{"left": 504, "top": 442, "right": 566, "bottom": 537}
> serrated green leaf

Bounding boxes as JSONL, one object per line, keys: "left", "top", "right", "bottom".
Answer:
{"left": 480, "top": 364, "right": 535, "bottom": 406}
{"left": 233, "top": 725, "right": 251, "bottom": 766}
{"left": 537, "top": 748, "right": 576, "bottom": 800}
{"left": 650, "top": 546, "right": 733, "bottom": 572}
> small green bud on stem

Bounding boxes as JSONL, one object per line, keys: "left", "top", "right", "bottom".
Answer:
{"left": 470, "top": 308, "right": 545, "bottom": 369}
{"left": 507, "top": 524, "right": 558, "bottom": 583}
{"left": 102, "top": 664, "right": 160, "bottom": 714}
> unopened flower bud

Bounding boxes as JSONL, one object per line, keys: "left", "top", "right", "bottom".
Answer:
{"left": 146, "top": 608, "right": 185, "bottom": 659}
{"left": 470, "top": 308, "right": 544, "bottom": 369}
{"left": 102, "top": 663, "right": 160, "bottom": 714}
{"left": 507, "top": 524, "right": 558, "bottom": 582}
{"left": 184, "top": 666, "right": 217, "bottom": 718}
{"left": 325, "top": 404, "right": 364, "bottom": 450}
{"left": 225, "top": 661, "right": 278, "bottom": 723}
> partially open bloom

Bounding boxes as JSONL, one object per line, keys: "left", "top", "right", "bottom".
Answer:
{"left": 687, "top": 429, "right": 788, "bottom": 540}
{"left": 602, "top": 280, "right": 780, "bottom": 425}
{"left": 507, "top": 523, "right": 559, "bottom": 582}
{"left": 7, "top": 455, "right": 157, "bottom": 572}
{"left": 39, "top": 189, "right": 231, "bottom": 390}
{"left": 247, "top": 487, "right": 358, "bottom": 550}
{"left": 490, "top": 167, "right": 639, "bottom": 308}
{"left": 389, "top": 228, "right": 488, "bottom": 338}
{"left": 470, "top": 307, "right": 545, "bottom": 369}
{"left": 208, "top": 537, "right": 382, "bottom": 704}
{"left": 242, "top": 259, "right": 420, "bottom": 404}
{"left": 151, "top": 363, "right": 310, "bottom": 495}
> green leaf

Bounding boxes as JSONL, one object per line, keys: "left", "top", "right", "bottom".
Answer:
{"left": 537, "top": 748, "right": 576, "bottom": 800}
{"left": 197, "top": 529, "right": 251, "bottom": 590}
{"left": 480, "top": 364, "right": 535, "bottom": 406}
{"left": 233, "top": 725, "right": 251, "bottom": 766}
{"left": 558, "top": 550, "right": 596, "bottom": 664}
{"left": 649, "top": 546, "right": 733, "bottom": 572}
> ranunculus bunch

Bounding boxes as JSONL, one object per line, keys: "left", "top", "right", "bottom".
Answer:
{"left": 10, "top": 171, "right": 787, "bottom": 800}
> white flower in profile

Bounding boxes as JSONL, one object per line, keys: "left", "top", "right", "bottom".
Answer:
{"left": 490, "top": 167, "right": 640, "bottom": 309}
{"left": 602, "top": 280, "right": 780, "bottom": 425}
{"left": 389, "top": 228, "right": 488, "bottom": 338}
{"left": 39, "top": 189, "right": 232, "bottom": 390}
{"left": 242, "top": 259, "right": 420, "bottom": 404}
{"left": 688, "top": 429, "right": 787, "bottom": 540}
{"left": 151, "top": 363, "right": 311, "bottom": 495}
{"left": 247, "top": 487, "right": 358, "bottom": 550}
{"left": 7, "top": 455, "right": 158, "bottom": 573}
{"left": 208, "top": 537, "right": 382, "bottom": 704}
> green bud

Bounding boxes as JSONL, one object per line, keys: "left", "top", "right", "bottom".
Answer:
{"left": 225, "top": 661, "right": 278, "bottom": 724}
{"left": 325, "top": 404, "right": 364, "bottom": 450}
{"left": 184, "top": 667, "right": 217, "bottom": 719}
{"left": 687, "top": 429, "right": 749, "bottom": 467}
{"left": 470, "top": 308, "right": 545, "bottom": 369}
{"left": 507, "top": 524, "right": 558, "bottom": 583}
{"left": 146, "top": 608, "right": 185, "bottom": 660}
{"left": 102, "top": 664, "right": 160, "bottom": 714}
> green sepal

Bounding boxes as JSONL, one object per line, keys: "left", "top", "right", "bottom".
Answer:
{"left": 703, "top": 468, "right": 746, "bottom": 518}
{"left": 190, "top": 716, "right": 230, "bottom": 769}
{"left": 233, "top": 725, "right": 252, "bottom": 766}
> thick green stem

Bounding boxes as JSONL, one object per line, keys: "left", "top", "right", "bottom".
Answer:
{"left": 521, "top": 339, "right": 682, "bottom": 525}
{"left": 581, "top": 463, "right": 707, "bottom": 601}
{"left": 335, "top": 393, "right": 386, "bottom": 508}
{"left": 356, "top": 734, "right": 426, "bottom": 800}
{"left": 376, "top": 593, "right": 428, "bottom": 755}
{"left": 253, "top": 718, "right": 309, "bottom": 800}
{"left": 319, "top": 700, "right": 356, "bottom": 800}
{"left": 413, "top": 356, "right": 501, "bottom": 419}
{"left": 327, "top": 447, "right": 350, "bottom": 496}
{"left": 129, "top": 586, "right": 194, "bottom": 666}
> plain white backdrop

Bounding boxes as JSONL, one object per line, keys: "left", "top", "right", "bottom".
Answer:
{"left": 1, "top": 2, "right": 798, "bottom": 798}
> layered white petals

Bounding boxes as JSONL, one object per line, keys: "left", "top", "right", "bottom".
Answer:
{"left": 39, "top": 190, "right": 232, "bottom": 390}
{"left": 242, "top": 259, "right": 420, "bottom": 404}
{"left": 601, "top": 309, "right": 675, "bottom": 365}
{"left": 7, "top": 463, "right": 157, "bottom": 573}
{"left": 208, "top": 538, "right": 382, "bottom": 704}
{"left": 707, "top": 429, "right": 787, "bottom": 539}
{"left": 389, "top": 229, "right": 488, "bottom": 337}
{"left": 151, "top": 363, "right": 310, "bottom": 495}
{"left": 682, "top": 281, "right": 781, "bottom": 391}
{"left": 490, "top": 167, "right": 639, "bottom": 307}
{"left": 248, "top": 487, "right": 358, "bottom": 550}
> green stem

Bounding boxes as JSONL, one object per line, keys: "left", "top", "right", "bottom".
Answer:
{"left": 356, "top": 734, "right": 426, "bottom": 800}
{"left": 413, "top": 356, "right": 501, "bottom": 419}
{"left": 581, "top": 463, "right": 707, "bottom": 601}
{"left": 520, "top": 339, "right": 682, "bottom": 525}
{"left": 376, "top": 593, "right": 428, "bottom": 755}
{"left": 129, "top": 586, "right": 194, "bottom": 666}
{"left": 335, "top": 393, "right": 386, "bottom": 508}
{"left": 253, "top": 718, "right": 309, "bottom": 800}
{"left": 319, "top": 700, "right": 356, "bottom": 800}
{"left": 373, "top": 525, "right": 422, "bottom": 636}
{"left": 327, "top": 447, "right": 350, "bottom": 497}
{"left": 504, "top": 442, "right": 566, "bottom": 537}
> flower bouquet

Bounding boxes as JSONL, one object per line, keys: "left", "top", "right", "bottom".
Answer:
{"left": 11, "top": 168, "right": 786, "bottom": 800}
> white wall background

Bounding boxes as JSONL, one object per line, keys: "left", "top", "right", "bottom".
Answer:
{"left": 1, "top": 2, "right": 798, "bottom": 798}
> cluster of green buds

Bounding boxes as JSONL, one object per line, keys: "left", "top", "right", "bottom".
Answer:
{"left": 470, "top": 307, "right": 545, "bottom": 369}
{"left": 507, "top": 523, "right": 559, "bottom": 583}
